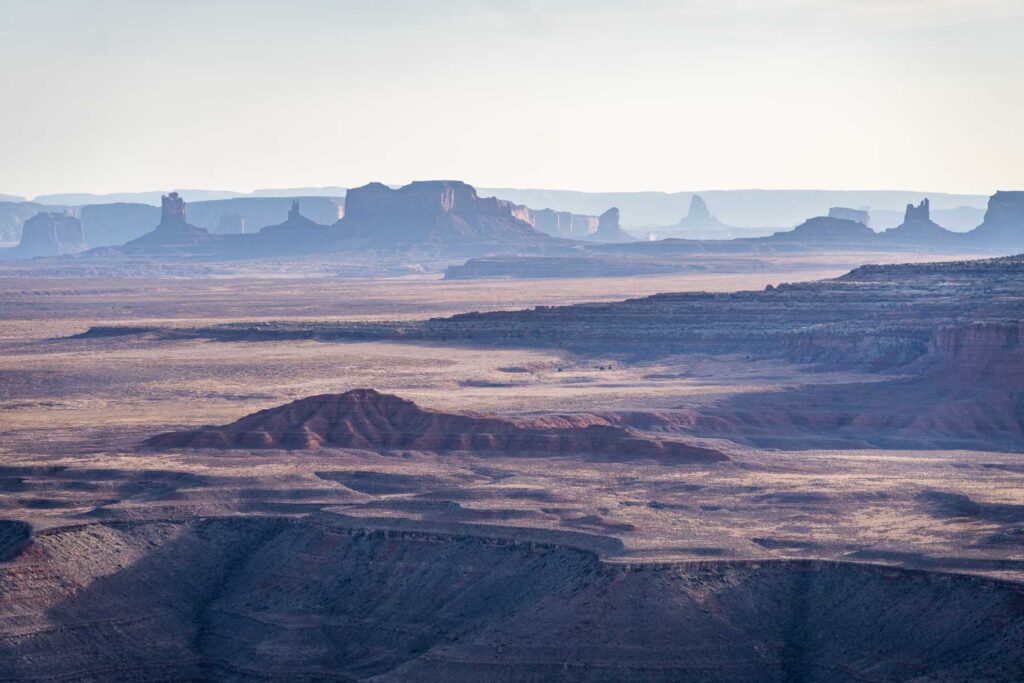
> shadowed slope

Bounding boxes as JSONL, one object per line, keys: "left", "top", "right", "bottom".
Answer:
{"left": 145, "top": 389, "right": 727, "bottom": 463}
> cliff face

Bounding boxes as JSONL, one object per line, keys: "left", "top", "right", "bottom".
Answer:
{"left": 333, "top": 181, "right": 551, "bottom": 250}
{"left": 79, "top": 202, "right": 160, "bottom": 246}
{"left": 0, "top": 202, "right": 49, "bottom": 242}
{"left": 9, "top": 212, "right": 87, "bottom": 257}
{"left": 928, "top": 320, "right": 1024, "bottom": 383}
{"left": 969, "top": 190, "right": 1024, "bottom": 250}
{"left": 526, "top": 207, "right": 631, "bottom": 242}
{"left": 2, "top": 518, "right": 1021, "bottom": 681}
{"left": 528, "top": 208, "right": 599, "bottom": 239}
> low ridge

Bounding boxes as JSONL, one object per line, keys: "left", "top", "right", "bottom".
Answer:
{"left": 144, "top": 388, "right": 727, "bottom": 463}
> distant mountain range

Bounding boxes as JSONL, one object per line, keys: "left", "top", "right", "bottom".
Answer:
{"left": 3, "top": 181, "right": 1023, "bottom": 270}
{"left": 8, "top": 187, "right": 990, "bottom": 234}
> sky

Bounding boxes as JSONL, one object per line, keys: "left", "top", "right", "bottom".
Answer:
{"left": 1, "top": 0, "right": 1022, "bottom": 198}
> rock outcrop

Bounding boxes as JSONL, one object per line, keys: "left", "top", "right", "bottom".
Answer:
{"left": 124, "top": 192, "right": 212, "bottom": 248}
{"left": 258, "top": 199, "right": 326, "bottom": 237}
{"left": 331, "top": 181, "right": 553, "bottom": 251}
{"left": 588, "top": 207, "right": 634, "bottom": 242}
{"left": 527, "top": 207, "right": 632, "bottom": 242}
{"left": 7, "top": 211, "right": 87, "bottom": 257}
{"left": 968, "top": 190, "right": 1024, "bottom": 250}
{"left": 187, "top": 196, "right": 343, "bottom": 233}
{"left": 882, "top": 198, "right": 960, "bottom": 247}
{"left": 528, "top": 208, "right": 599, "bottom": 239}
{"left": 145, "top": 388, "right": 727, "bottom": 463}
{"left": 669, "top": 194, "right": 730, "bottom": 234}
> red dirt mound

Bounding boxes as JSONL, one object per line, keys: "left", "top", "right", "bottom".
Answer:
{"left": 144, "top": 389, "right": 727, "bottom": 464}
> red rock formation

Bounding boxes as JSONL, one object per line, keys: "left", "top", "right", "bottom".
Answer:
{"left": 928, "top": 320, "right": 1024, "bottom": 383}
{"left": 145, "top": 389, "right": 727, "bottom": 463}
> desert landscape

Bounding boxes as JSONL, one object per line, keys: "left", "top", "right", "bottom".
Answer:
{"left": 1, "top": 251, "right": 1023, "bottom": 680}
{"left": 3, "top": 1, "right": 1024, "bottom": 680}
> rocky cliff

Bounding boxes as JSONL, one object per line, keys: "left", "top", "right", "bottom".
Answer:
{"left": 528, "top": 208, "right": 599, "bottom": 239}
{"left": 927, "top": 320, "right": 1024, "bottom": 383}
{"left": 0, "top": 518, "right": 1020, "bottom": 681}
{"left": 6, "top": 212, "right": 87, "bottom": 257}
{"left": 145, "top": 388, "right": 726, "bottom": 463}
{"left": 79, "top": 202, "right": 161, "bottom": 246}
{"left": 526, "top": 206, "right": 632, "bottom": 242}
{"left": 968, "top": 190, "right": 1024, "bottom": 250}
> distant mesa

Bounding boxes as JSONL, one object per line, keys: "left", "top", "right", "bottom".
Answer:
{"left": 827, "top": 206, "right": 870, "bottom": 227}
{"left": 769, "top": 215, "right": 876, "bottom": 244}
{"left": 144, "top": 388, "right": 727, "bottom": 464}
{"left": 124, "top": 192, "right": 212, "bottom": 248}
{"left": 527, "top": 206, "right": 633, "bottom": 243}
{"left": 331, "top": 181, "right": 555, "bottom": 251}
{"left": 80, "top": 202, "right": 160, "bottom": 247}
{"left": 216, "top": 213, "right": 245, "bottom": 234}
{"left": 970, "top": 191, "right": 1024, "bottom": 250}
{"left": 529, "top": 208, "right": 598, "bottom": 239}
{"left": 6, "top": 211, "right": 87, "bottom": 257}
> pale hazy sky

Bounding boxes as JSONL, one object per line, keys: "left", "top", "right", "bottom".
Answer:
{"left": 1, "top": 0, "right": 1022, "bottom": 198}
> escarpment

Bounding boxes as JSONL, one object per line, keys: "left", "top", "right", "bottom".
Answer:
{"left": 0, "top": 518, "right": 1021, "bottom": 682}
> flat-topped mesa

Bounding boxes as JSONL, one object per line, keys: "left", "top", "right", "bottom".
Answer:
{"left": 771, "top": 216, "right": 875, "bottom": 244}
{"left": 144, "top": 388, "right": 727, "bottom": 464}
{"left": 333, "top": 180, "right": 550, "bottom": 249}
{"left": 970, "top": 190, "right": 1024, "bottom": 250}
{"left": 10, "top": 211, "right": 87, "bottom": 257}
{"left": 828, "top": 206, "right": 871, "bottom": 227}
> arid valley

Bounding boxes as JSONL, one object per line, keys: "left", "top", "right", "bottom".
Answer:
{"left": 1, "top": 251, "right": 1022, "bottom": 680}
{"left": 4, "top": 1, "right": 1024, "bottom": 679}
